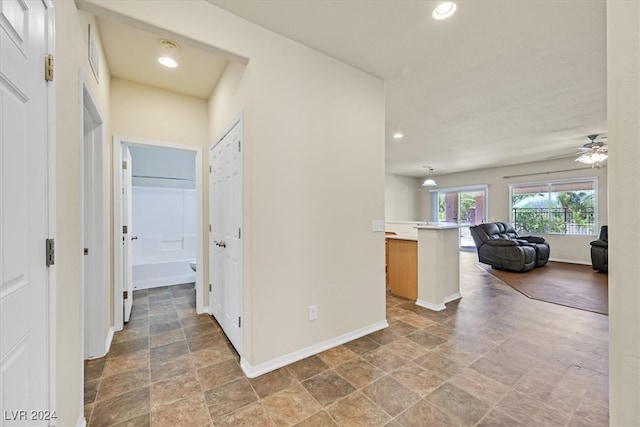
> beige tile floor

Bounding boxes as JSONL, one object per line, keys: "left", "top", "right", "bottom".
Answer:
{"left": 84, "top": 252, "right": 608, "bottom": 426}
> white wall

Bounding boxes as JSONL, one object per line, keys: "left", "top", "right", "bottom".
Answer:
{"left": 80, "top": 1, "right": 387, "bottom": 373}
{"left": 54, "top": 2, "right": 111, "bottom": 424}
{"left": 607, "top": 2, "right": 640, "bottom": 424}
{"left": 111, "top": 78, "right": 209, "bottom": 144}
{"left": 385, "top": 173, "right": 421, "bottom": 221}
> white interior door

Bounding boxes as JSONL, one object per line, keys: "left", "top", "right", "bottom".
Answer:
{"left": 122, "top": 147, "right": 133, "bottom": 322}
{"left": 81, "top": 80, "right": 106, "bottom": 359}
{"left": 210, "top": 145, "right": 224, "bottom": 321}
{"left": 1, "top": 0, "right": 53, "bottom": 423}
{"left": 209, "top": 117, "right": 243, "bottom": 355}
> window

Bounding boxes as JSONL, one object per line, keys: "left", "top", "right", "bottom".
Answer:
{"left": 510, "top": 179, "right": 597, "bottom": 235}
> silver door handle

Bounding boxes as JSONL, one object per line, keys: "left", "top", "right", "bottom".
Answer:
{"left": 131, "top": 236, "right": 138, "bottom": 241}
{"left": 214, "top": 240, "right": 226, "bottom": 248}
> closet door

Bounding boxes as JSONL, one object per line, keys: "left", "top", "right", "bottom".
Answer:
{"left": 209, "top": 117, "right": 243, "bottom": 355}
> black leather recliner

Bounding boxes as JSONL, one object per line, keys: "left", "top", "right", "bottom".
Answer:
{"left": 469, "top": 222, "right": 550, "bottom": 272}
{"left": 590, "top": 225, "right": 608, "bottom": 273}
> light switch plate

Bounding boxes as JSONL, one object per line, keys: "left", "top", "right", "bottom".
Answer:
{"left": 372, "top": 219, "right": 384, "bottom": 232}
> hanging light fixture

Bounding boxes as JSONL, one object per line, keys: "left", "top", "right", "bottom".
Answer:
{"left": 422, "top": 167, "right": 438, "bottom": 187}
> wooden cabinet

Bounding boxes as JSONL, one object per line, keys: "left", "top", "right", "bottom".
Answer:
{"left": 386, "top": 237, "right": 417, "bottom": 300}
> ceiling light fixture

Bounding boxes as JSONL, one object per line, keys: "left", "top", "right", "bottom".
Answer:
{"left": 575, "top": 134, "right": 608, "bottom": 167}
{"left": 393, "top": 132, "right": 404, "bottom": 140}
{"left": 158, "top": 39, "right": 180, "bottom": 68}
{"left": 576, "top": 150, "right": 608, "bottom": 165}
{"left": 432, "top": 1, "right": 457, "bottom": 20}
{"left": 422, "top": 167, "right": 438, "bottom": 186}
{"left": 158, "top": 56, "right": 178, "bottom": 68}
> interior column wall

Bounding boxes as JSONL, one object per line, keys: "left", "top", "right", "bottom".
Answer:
{"left": 607, "top": 1, "right": 640, "bottom": 424}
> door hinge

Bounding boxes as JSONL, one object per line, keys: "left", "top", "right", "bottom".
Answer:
{"left": 84, "top": 248, "right": 89, "bottom": 256}
{"left": 123, "top": 291, "right": 129, "bottom": 299}
{"left": 238, "top": 316, "right": 241, "bottom": 327}
{"left": 238, "top": 141, "right": 241, "bottom": 152}
{"left": 123, "top": 225, "right": 128, "bottom": 234}
{"left": 209, "top": 284, "right": 212, "bottom": 292}
{"left": 122, "top": 160, "right": 127, "bottom": 169}
{"left": 45, "top": 238, "right": 55, "bottom": 266}
{"left": 45, "top": 54, "right": 54, "bottom": 82}
{"left": 209, "top": 165, "right": 212, "bottom": 173}
{"left": 238, "top": 228, "right": 241, "bottom": 239}
{"left": 209, "top": 224, "right": 212, "bottom": 232}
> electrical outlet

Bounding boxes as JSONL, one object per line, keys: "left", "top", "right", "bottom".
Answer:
{"left": 309, "top": 305, "right": 318, "bottom": 321}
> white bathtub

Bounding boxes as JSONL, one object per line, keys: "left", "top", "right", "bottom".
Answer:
{"left": 132, "top": 259, "right": 196, "bottom": 290}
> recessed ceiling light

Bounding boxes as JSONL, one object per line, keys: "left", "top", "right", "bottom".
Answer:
{"left": 158, "top": 56, "right": 178, "bottom": 68}
{"left": 433, "top": 1, "right": 457, "bottom": 20}
{"left": 158, "top": 39, "right": 180, "bottom": 68}
{"left": 393, "top": 132, "right": 404, "bottom": 140}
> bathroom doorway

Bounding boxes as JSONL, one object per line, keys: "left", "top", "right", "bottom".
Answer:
{"left": 113, "top": 137, "right": 204, "bottom": 330}
{"left": 128, "top": 145, "right": 197, "bottom": 290}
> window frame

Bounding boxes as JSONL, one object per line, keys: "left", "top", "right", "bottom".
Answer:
{"left": 509, "top": 177, "right": 598, "bottom": 236}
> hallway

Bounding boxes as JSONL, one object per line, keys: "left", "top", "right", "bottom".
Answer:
{"left": 84, "top": 253, "right": 608, "bottom": 426}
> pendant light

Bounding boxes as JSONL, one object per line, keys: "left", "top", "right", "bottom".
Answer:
{"left": 422, "top": 167, "right": 437, "bottom": 187}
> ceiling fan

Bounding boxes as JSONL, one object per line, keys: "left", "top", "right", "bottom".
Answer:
{"left": 575, "top": 134, "right": 608, "bottom": 166}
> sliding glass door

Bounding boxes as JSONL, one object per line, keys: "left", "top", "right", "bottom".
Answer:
{"left": 431, "top": 186, "right": 488, "bottom": 250}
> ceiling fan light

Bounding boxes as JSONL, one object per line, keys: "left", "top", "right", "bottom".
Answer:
{"left": 575, "top": 152, "right": 596, "bottom": 164}
{"left": 576, "top": 151, "right": 608, "bottom": 165}
{"left": 592, "top": 152, "right": 608, "bottom": 163}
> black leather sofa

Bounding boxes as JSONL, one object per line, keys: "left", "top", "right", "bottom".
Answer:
{"left": 590, "top": 225, "right": 608, "bottom": 273}
{"left": 469, "top": 222, "right": 550, "bottom": 272}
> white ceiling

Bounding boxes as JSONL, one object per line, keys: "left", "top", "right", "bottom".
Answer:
{"left": 97, "top": 17, "right": 229, "bottom": 99}
{"left": 97, "top": 0, "right": 607, "bottom": 178}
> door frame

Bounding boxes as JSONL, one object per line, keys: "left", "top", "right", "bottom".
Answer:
{"left": 79, "top": 70, "right": 109, "bottom": 359}
{"left": 44, "top": 0, "right": 57, "bottom": 415}
{"left": 113, "top": 136, "right": 204, "bottom": 330}
{"left": 429, "top": 184, "right": 489, "bottom": 248}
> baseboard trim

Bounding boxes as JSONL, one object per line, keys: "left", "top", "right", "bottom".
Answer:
{"left": 415, "top": 299, "right": 446, "bottom": 311}
{"left": 199, "top": 305, "right": 210, "bottom": 315}
{"left": 444, "top": 293, "right": 462, "bottom": 304}
{"left": 104, "top": 326, "right": 115, "bottom": 355}
{"left": 240, "top": 320, "right": 389, "bottom": 378}
{"left": 549, "top": 257, "right": 591, "bottom": 266}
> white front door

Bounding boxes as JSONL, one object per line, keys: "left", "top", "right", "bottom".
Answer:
{"left": 209, "top": 117, "right": 243, "bottom": 355}
{"left": 0, "top": 0, "right": 54, "bottom": 424}
{"left": 122, "top": 147, "right": 133, "bottom": 322}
